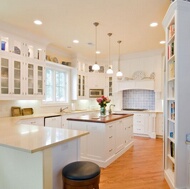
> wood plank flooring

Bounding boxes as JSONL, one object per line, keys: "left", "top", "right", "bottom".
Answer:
{"left": 99, "top": 137, "right": 169, "bottom": 189}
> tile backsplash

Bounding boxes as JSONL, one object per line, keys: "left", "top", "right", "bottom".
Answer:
{"left": 123, "top": 89, "right": 155, "bottom": 110}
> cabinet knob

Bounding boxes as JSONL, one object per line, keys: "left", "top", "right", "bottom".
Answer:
{"left": 109, "top": 136, "right": 113, "bottom": 139}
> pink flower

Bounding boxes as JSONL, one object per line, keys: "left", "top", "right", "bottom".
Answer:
{"left": 96, "top": 96, "right": 111, "bottom": 107}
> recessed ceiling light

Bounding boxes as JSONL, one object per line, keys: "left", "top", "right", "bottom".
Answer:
{"left": 34, "top": 20, "right": 42, "bottom": 25}
{"left": 150, "top": 22, "right": 158, "bottom": 27}
{"left": 73, "top": 40, "right": 79, "bottom": 44}
{"left": 160, "top": 41, "right": 165, "bottom": 44}
{"left": 96, "top": 50, "right": 101, "bottom": 54}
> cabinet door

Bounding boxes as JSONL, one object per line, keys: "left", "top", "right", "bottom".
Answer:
{"left": 115, "top": 120, "right": 125, "bottom": 153}
{"left": 0, "top": 54, "right": 24, "bottom": 98}
{"left": 35, "top": 64, "right": 44, "bottom": 96}
{"left": 0, "top": 55, "right": 10, "bottom": 95}
{"left": 156, "top": 113, "right": 163, "bottom": 136}
{"left": 44, "top": 116, "right": 61, "bottom": 128}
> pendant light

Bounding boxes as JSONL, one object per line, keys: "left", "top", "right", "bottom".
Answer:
{"left": 92, "top": 22, "right": 100, "bottom": 71}
{"left": 116, "top": 40, "right": 123, "bottom": 79}
{"left": 106, "top": 33, "right": 113, "bottom": 74}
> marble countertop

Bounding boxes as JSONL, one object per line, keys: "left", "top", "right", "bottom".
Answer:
{"left": 0, "top": 116, "right": 89, "bottom": 153}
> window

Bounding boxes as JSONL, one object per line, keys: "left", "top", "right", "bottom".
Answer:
{"left": 43, "top": 64, "right": 69, "bottom": 105}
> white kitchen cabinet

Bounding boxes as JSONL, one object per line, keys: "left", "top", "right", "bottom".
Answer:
{"left": 18, "top": 117, "right": 44, "bottom": 126}
{"left": 44, "top": 115, "right": 62, "bottom": 128}
{"left": 78, "top": 71, "right": 88, "bottom": 99}
{"left": 68, "top": 115, "right": 134, "bottom": 168}
{"left": 0, "top": 30, "right": 46, "bottom": 100}
{"left": 133, "top": 113, "right": 156, "bottom": 139}
{"left": 24, "top": 60, "right": 45, "bottom": 98}
{"left": 155, "top": 113, "right": 163, "bottom": 137}
{"left": 0, "top": 53, "right": 24, "bottom": 98}
{"left": 115, "top": 119, "right": 125, "bottom": 153}
{"left": 88, "top": 73, "right": 105, "bottom": 89}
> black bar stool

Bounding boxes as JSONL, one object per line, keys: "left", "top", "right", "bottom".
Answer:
{"left": 62, "top": 161, "right": 101, "bottom": 189}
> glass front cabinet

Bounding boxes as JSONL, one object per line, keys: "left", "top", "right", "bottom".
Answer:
{"left": 0, "top": 32, "right": 45, "bottom": 100}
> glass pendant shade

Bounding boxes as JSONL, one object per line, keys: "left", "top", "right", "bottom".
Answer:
{"left": 106, "top": 67, "right": 113, "bottom": 74}
{"left": 116, "top": 71, "right": 123, "bottom": 77}
{"left": 92, "top": 63, "right": 100, "bottom": 71}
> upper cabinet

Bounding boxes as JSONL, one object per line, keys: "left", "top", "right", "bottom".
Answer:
{"left": 0, "top": 31, "right": 46, "bottom": 100}
{"left": 163, "top": 1, "right": 190, "bottom": 188}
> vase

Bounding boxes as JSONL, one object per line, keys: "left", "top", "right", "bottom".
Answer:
{"left": 100, "top": 106, "right": 106, "bottom": 116}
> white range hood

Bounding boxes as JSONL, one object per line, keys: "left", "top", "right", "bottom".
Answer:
{"left": 116, "top": 71, "right": 155, "bottom": 91}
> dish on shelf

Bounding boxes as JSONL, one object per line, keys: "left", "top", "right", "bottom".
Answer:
{"left": 132, "top": 71, "right": 145, "bottom": 80}
{"left": 52, "top": 57, "right": 58, "bottom": 63}
{"left": 14, "top": 46, "right": 21, "bottom": 55}
{"left": 11, "top": 106, "right": 22, "bottom": 117}
{"left": 22, "top": 108, "right": 34, "bottom": 116}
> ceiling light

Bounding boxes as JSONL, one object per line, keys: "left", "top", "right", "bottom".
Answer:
{"left": 116, "top": 40, "right": 123, "bottom": 80}
{"left": 150, "top": 22, "right": 158, "bottom": 27}
{"left": 73, "top": 40, "right": 79, "bottom": 44}
{"left": 34, "top": 20, "right": 42, "bottom": 25}
{"left": 160, "top": 41, "right": 165, "bottom": 44}
{"left": 92, "top": 22, "right": 100, "bottom": 71}
{"left": 106, "top": 33, "right": 113, "bottom": 74}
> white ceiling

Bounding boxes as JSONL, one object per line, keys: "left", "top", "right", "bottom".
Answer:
{"left": 0, "top": 0, "right": 170, "bottom": 59}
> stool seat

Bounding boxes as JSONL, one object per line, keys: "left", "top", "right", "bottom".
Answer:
{"left": 62, "top": 161, "right": 100, "bottom": 180}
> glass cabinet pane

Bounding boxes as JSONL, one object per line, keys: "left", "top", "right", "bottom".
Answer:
{"left": 13, "top": 60, "right": 21, "bottom": 95}
{"left": 1, "top": 58, "right": 9, "bottom": 94}
{"left": 28, "top": 63, "right": 34, "bottom": 94}
{"left": 37, "top": 66, "right": 43, "bottom": 95}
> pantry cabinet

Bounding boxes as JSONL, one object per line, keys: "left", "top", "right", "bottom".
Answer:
{"left": 163, "top": 1, "right": 190, "bottom": 188}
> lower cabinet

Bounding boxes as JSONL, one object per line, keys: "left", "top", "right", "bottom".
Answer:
{"left": 133, "top": 113, "right": 156, "bottom": 139}
{"left": 44, "top": 115, "right": 62, "bottom": 128}
{"left": 18, "top": 117, "right": 44, "bottom": 126}
{"left": 68, "top": 115, "right": 134, "bottom": 168}
{"left": 155, "top": 113, "right": 163, "bottom": 136}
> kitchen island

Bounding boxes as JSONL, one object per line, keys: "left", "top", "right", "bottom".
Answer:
{"left": 67, "top": 113, "right": 133, "bottom": 168}
{"left": 0, "top": 117, "right": 89, "bottom": 189}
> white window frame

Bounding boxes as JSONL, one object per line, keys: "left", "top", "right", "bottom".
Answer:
{"left": 42, "top": 62, "right": 71, "bottom": 106}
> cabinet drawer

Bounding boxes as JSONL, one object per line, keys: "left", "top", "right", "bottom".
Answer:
{"left": 133, "top": 126, "right": 144, "bottom": 134}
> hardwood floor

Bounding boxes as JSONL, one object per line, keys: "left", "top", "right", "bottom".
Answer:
{"left": 99, "top": 137, "right": 169, "bottom": 189}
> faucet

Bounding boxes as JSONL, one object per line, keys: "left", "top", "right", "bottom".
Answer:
{"left": 109, "top": 104, "right": 115, "bottom": 114}
{"left": 60, "top": 107, "right": 68, "bottom": 113}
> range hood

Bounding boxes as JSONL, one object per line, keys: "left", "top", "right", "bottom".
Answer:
{"left": 116, "top": 71, "right": 155, "bottom": 91}
{"left": 117, "top": 80, "right": 154, "bottom": 91}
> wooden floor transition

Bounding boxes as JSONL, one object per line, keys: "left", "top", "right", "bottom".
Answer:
{"left": 99, "top": 137, "right": 169, "bottom": 189}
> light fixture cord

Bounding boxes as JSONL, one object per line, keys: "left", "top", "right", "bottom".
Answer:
{"left": 108, "top": 33, "right": 112, "bottom": 69}
{"left": 118, "top": 40, "right": 121, "bottom": 71}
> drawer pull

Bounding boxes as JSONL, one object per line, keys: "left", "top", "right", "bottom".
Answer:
{"left": 109, "top": 149, "right": 113, "bottom": 152}
{"left": 109, "top": 125, "right": 113, "bottom": 128}
{"left": 109, "top": 136, "right": 113, "bottom": 139}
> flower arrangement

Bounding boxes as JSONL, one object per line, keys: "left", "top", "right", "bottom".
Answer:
{"left": 96, "top": 96, "right": 111, "bottom": 108}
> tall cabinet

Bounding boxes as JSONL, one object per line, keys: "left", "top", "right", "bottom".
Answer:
{"left": 163, "top": 1, "right": 190, "bottom": 188}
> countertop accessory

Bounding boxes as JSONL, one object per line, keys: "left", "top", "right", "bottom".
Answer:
{"left": 11, "top": 106, "right": 22, "bottom": 117}
{"left": 22, "top": 108, "right": 34, "bottom": 115}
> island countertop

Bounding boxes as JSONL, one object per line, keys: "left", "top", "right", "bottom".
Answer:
{"left": 0, "top": 116, "right": 89, "bottom": 153}
{"left": 67, "top": 113, "right": 133, "bottom": 123}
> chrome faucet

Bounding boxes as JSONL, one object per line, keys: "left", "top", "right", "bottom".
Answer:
{"left": 60, "top": 107, "right": 68, "bottom": 112}
{"left": 109, "top": 104, "right": 115, "bottom": 114}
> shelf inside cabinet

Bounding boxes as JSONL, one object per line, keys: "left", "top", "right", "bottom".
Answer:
{"left": 168, "top": 154, "right": 175, "bottom": 164}
{"left": 168, "top": 136, "right": 175, "bottom": 144}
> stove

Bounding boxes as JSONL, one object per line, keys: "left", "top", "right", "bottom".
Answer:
{"left": 122, "top": 108, "right": 147, "bottom": 111}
